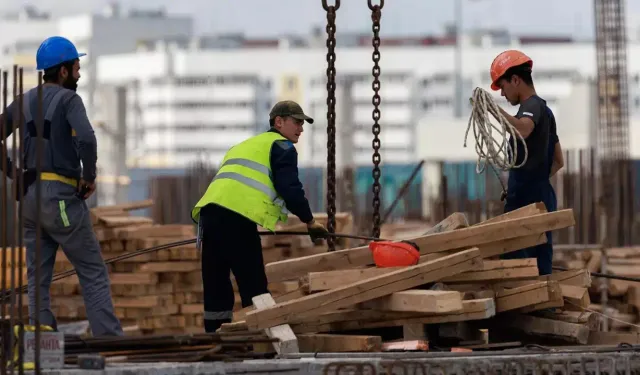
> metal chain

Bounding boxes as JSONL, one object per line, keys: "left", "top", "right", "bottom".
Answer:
{"left": 323, "top": 0, "right": 339, "bottom": 251}
{"left": 369, "top": 0, "right": 383, "bottom": 238}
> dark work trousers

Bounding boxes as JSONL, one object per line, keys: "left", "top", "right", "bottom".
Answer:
{"left": 500, "top": 181, "right": 557, "bottom": 275}
{"left": 199, "top": 203, "right": 269, "bottom": 332}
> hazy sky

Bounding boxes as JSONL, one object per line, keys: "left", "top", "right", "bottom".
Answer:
{"left": 2, "top": 0, "right": 639, "bottom": 39}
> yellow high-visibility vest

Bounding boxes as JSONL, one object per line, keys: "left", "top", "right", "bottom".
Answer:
{"left": 191, "top": 131, "right": 290, "bottom": 231}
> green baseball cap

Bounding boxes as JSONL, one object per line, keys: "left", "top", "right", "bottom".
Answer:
{"left": 269, "top": 100, "right": 314, "bottom": 124}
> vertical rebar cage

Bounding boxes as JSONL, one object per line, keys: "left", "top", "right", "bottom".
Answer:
{"left": 594, "top": 0, "right": 635, "bottom": 247}
{"left": 0, "top": 66, "right": 43, "bottom": 374}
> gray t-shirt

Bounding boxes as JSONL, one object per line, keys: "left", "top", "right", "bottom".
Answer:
{"left": 2, "top": 85, "right": 97, "bottom": 183}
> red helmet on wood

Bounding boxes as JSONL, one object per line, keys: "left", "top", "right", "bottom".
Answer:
{"left": 490, "top": 50, "right": 533, "bottom": 91}
{"left": 369, "top": 241, "right": 420, "bottom": 268}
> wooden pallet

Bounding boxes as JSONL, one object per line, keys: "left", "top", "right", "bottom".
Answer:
{"left": 554, "top": 243, "right": 640, "bottom": 340}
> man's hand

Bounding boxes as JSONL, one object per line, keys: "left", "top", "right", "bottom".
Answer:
{"left": 77, "top": 179, "right": 96, "bottom": 200}
{"left": 306, "top": 219, "right": 329, "bottom": 242}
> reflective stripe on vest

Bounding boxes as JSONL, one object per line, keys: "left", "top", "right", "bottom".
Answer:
{"left": 212, "top": 158, "right": 276, "bottom": 199}
{"left": 191, "top": 132, "right": 290, "bottom": 230}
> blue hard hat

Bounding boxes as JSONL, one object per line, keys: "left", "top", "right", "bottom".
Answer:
{"left": 36, "top": 36, "right": 87, "bottom": 71}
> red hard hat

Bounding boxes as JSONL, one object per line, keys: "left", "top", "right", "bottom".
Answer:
{"left": 369, "top": 241, "right": 420, "bottom": 268}
{"left": 490, "top": 50, "right": 533, "bottom": 91}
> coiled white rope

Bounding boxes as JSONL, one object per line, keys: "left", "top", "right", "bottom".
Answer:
{"left": 464, "top": 87, "right": 528, "bottom": 175}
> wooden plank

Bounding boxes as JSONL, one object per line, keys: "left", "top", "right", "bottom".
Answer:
{"left": 419, "top": 234, "right": 545, "bottom": 263}
{"left": 443, "top": 267, "right": 539, "bottom": 283}
{"left": 534, "top": 310, "right": 599, "bottom": 330}
{"left": 499, "top": 314, "right": 590, "bottom": 344}
{"left": 100, "top": 216, "right": 155, "bottom": 227}
{"left": 290, "top": 298, "right": 495, "bottom": 334}
{"left": 560, "top": 284, "right": 590, "bottom": 310}
{"left": 518, "top": 285, "right": 564, "bottom": 313}
{"left": 588, "top": 331, "right": 640, "bottom": 345}
{"left": 265, "top": 211, "right": 472, "bottom": 282}
{"left": 424, "top": 212, "right": 469, "bottom": 233}
{"left": 495, "top": 269, "right": 592, "bottom": 289}
{"left": 477, "top": 202, "right": 546, "bottom": 225}
{"left": 225, "top": 299, "right": 495, "bottom": 335}
{"left": 91, "top": 209, "right": 128, "bottom": 225}
{"left": 586, "top": 250, "right": 602, "bottom": 272}
{"left": 265, "top": 210, "right": 574, "bottom": 282}
{"left": 382, "top": 340, "right": 429, "bottom": 352}
{"left": 233, "top": 287, "right": 307, "bottom": 322}
{"left": 385, "top": 211, "right": 573, "bottom": 255}
{"left": 246, "top": 248, "right": 482, "bottom": 330}
{"left": 113, "top": 295, "right": 173, "bottom": 309}
{"left": 137, "top": 262, "right": 200, "bottom": 273}
{"left": 495, "top": 281, "right": 562, "bottom": 312}
{"left": 111, "top": 283, "right": 174, "bottom": 297}
{"left": 116, "top": 224, "right": 194, "bottom": 239}
{"left": 297, "top": 334, "right": 382, "bottom": 353}
{"left": 479, "top": 259, "right": 537, "bottom": 270}
{"left": 110, "top": 273, "right": 158, "bottom": 285}
{"left": 305, "top": 268, "right": 399, "bottom": 292}
{"left": 359, "top": 290, "right": 463, "bottom": 314}
{"left": 305, "top": 258, "right": 539, "bottom": 292}
{"left": 476, "top": 234, "right": 546, "bottom": 258}
{"left": 443, "top": 259, "right": 538, "bottom": 283}
{"left": 92, "top": 199, "right": 154, "bottom": 213}
{"left": 251, "top": 293, "right": 299, "bottom": 354}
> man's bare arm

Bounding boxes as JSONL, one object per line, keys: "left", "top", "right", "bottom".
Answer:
{"left": 498, "top": 106, "right": 535, "bottom": 138}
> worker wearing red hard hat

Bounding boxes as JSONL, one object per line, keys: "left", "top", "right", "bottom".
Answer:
{"left": 0, "top": 36, "right": 123, "bottom": 336}
{"left": 489, "top": 50, "right": 564, "bottom": 275}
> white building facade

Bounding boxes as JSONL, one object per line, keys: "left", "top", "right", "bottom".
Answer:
{"left": 0, "top": 4, "right": 194, "bottom": 205}
{"left": 97, "top": 40, "right": 640, "bottom": 174}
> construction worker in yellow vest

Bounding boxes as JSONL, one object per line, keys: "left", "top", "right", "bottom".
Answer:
{"left": 191, "top": 100, "right": 328, "bottom": 332}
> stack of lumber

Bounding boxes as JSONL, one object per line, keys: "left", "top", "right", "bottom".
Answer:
{"left": 221, "top": 203, "right": 606, "bottom": 354}
{"left": 259, "top": 212, "right": 354, "bottom": 263}
{"left": 380, "top": 221, "right": 435, "bottom": 241}
{"left": 48, "top": 199, "right": 354, "bottom": 336}
{"left": 553, "top": 245, "right": 640, "bottom": 334}
{"left": 50, "top": 199, "right": 199, "bottom": 334}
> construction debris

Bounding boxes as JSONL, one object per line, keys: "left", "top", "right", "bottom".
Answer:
{"left": 553, "top": 244, "right": 640, "bottom": 344}
{"left": 216, "top": 203, "right": 601, "bottom": 353}
{"left": 10, "top": 199, "right": 629, "bottom": 355}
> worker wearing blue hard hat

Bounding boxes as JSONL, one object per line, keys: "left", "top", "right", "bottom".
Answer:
{"left": 36, "top": 36, "right": 87, "bottom": 71}
{"left": 36, "top": 36, "right": 87, "bottom": 90}
{"left": 0, "top": 36, "right": 123, "bottom": 336}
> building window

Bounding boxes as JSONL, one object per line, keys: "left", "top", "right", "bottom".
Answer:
{"left": 287, "top": 77, "right": 297, "bottom": 90}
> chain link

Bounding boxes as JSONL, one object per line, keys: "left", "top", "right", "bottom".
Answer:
{"left": 369, "top": 0, "right": 383, "bottom": 238}
{"left": 323, "top": 0, "right": 339, "bottom": 251}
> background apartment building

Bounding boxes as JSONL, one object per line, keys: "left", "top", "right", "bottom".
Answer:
{"left": 0, "top": 4, "right": 193, "bottom": 205}
{"left": 96, "top": 38, "right": 640, "bottom": 166}
{"left": 3, "top": 3, "right": 640, "bottom": 207}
